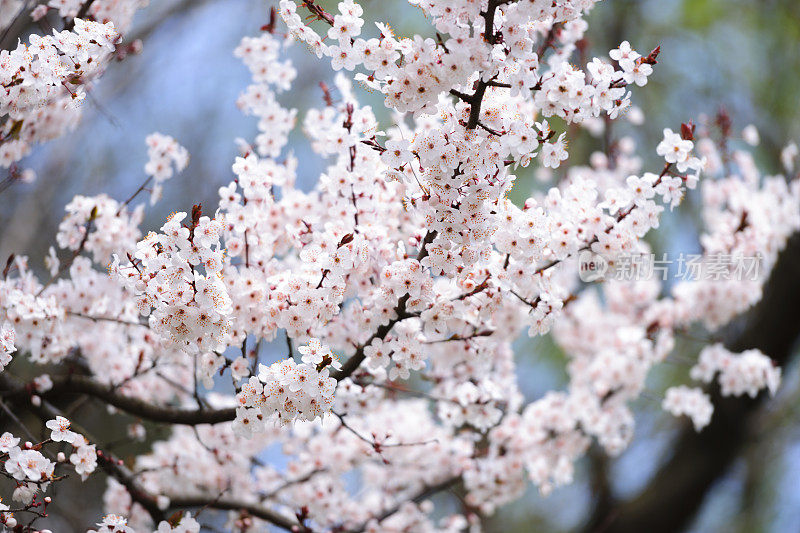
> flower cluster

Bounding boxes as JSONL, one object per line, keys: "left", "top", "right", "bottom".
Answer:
{"left": 233, "top": 339, "right": 338, "bottom": 433}
{"left": 153, "top": 513, "right": 200, "bottom": 533}
{"left": 43, "top": 416, "right": 99, "bottom": 481}
{"left": 0, "top": 321, "right": 15, "bottom": 370}
{"left": 280, "top": 0, "right": 652, "bottom": 128}
{"left": 93, "top": 514, "right": 133, "bottom": 533}
{"left": 114, "top": 210, "right": 232, "bottom": 353}
{"left": 0, "top": 416, "right": 96, "bottom": 520}
{"left": 234, "top": 32, "right": 297, "bottom": 158}
{"left": 1, "top": 1, "right": 799, "bottom": 531}
{"left": 662, "top": 386, "right": 714, "bottom": 431}
{"left": 0, "top": 258, "right": 65, "bottom": 363}
{"left": 56, "top": 194, "right": 144, "bottom": 265}
{"left": 144, "top": 133, "right": 190, "bottom": 204}
{"left": 691, "top": 343, "right": 781, "bottom": 398}
{"left": 437, "top": 380, "right": 504, "bottom": 431}
{"left": 672, "top": 130, "right": 800, "bottom": 329}
{"left": 5, "top": 445, "right": 54, "bottom": 484}
{"left": 1, "top": 0, "right": 151, "bottom": 172}
{"left": 0, "top": 19, "right": 119, "bottom": 167}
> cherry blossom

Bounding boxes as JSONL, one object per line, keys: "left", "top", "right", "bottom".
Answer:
{"left": 1, "top": 5, "right": 147, "bottom": 172}
{"left": 0, "top": 321, "right": 15, "bottom": 370}
{"left": 662, "top": 386, "right": 714, "bottom": 431}
{"left": 0, "top": 1, "right": 796, "bottom": 531}
{"left": 46, "top": 416, "right": 78, "bottom": 443}
{"left": 691, "top": 344, "right": 781, "bottom": 398}
{"left": 144, "top": 133, "right": 190, "bottom": 205}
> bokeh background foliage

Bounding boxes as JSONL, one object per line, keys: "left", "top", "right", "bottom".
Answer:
{"left": 1, "top": 0, "right": 800, "bottom": 531}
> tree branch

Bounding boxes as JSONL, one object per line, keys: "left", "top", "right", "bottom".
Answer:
{"left": 446, "top": 1, "right": 513, "bottom": 129}
{"left": 0, "top": 374, "right": 235, "bottom": 426}
{"left": 166, "top": 495, "right": 312, "bottom": 532}
{"left": 99, "top": 447, "right": 313, "bottom": 532}
{"left": 97, "top": 453, "right": 167, "bottom": 524}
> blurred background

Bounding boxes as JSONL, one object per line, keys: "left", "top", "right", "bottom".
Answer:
{"left": 1, "top": 0, "right": 800, "bottom": 531}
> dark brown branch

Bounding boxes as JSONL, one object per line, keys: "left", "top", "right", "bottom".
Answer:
{"left": 466, "top": 80, "right": 489, "bottom": 130}
{"left": 329, "top": 299, "right": 414, "bottom": 381}
{"left": 447, "top": 0, "right": 507, "bottom": 130}
{"left": 0, "top": 374, "right": 235, "bottom": 425}
{"left": 167, "top": 495, "right": 312, "bottom": 532}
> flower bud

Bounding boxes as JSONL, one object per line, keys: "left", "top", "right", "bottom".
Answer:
{"left": 680, "top": 121, "right": 695, "bottom": 141}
